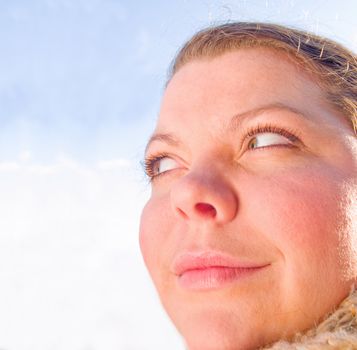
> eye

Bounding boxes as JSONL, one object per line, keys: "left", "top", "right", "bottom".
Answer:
{"left": 248, "top": 132, "right": 292, "bottom": 149}
{"left": 246, "top": 125, "right": 299, "bottom": 150}
{"left": 156, "top": 157, "right": 179, "bottom": 174}
{"left": 144, "top": 154, "right": 180, "bottom": 180}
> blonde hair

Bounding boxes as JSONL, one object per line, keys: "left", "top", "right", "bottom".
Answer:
{"left": 169, "top": 22, "right": 357, "bottom": 133}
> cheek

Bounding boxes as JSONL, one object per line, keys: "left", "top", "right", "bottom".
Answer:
{"left": 139, "top": 200, "right": 160, "bottom": 272}
{"left": 248, "top": 165, "right": 355, "bottom": 283}
{"left": 139, "top": 196, "right": 174, "bottom": 289}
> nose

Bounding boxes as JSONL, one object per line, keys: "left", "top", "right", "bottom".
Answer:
{"left": 170, "top": 169, "right": 238, "bottom": 224}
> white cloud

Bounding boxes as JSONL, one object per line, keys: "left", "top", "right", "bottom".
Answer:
{"left": 18, "top": 149, "right": 32, "bottom": 163}
{"left": 96, "top": 158, "right": 131, "bottom": 171}
{"left": 0, "top": 154, "right": 181, "bottom": 350}
{"left": 0, "top": 154, "right": 132, "bottom": 175}
{"left": 0, "top": 161, "right": 21, "bottom": 172}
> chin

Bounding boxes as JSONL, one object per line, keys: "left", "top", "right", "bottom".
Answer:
{"left": 181, "top": 323, "right": 264, "bottom": 350}
{"left": 168, "top": 303, "right": 269, "bottom": 350}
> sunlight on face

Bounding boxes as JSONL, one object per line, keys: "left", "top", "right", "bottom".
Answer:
{"left": 140, "top": 49, "right": 357, "bottom": 350}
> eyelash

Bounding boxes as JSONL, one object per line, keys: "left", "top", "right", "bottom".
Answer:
{"left": 143, "top": 124, "right": 301, "bottom": 181}
{"left": 143, "top": 152, "right": 170, "bottom": 181}
{"left": 245, "top": 123, "right": 300, "bottom": 147}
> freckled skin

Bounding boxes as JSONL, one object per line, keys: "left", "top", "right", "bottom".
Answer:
{"left": 139, "top": 49, "right": 357, "bottom": 350}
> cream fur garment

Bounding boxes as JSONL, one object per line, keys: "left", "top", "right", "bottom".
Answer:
{"left": 265, "top": 290, "right": 357, "bottom": 349}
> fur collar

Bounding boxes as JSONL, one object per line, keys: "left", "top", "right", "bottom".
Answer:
{"left": 265, "top": 290, "right": 357, "bottom": 349}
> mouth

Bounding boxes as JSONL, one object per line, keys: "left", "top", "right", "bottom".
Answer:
{"left": 172, "top": 251, "right": 270, "bottom": 291}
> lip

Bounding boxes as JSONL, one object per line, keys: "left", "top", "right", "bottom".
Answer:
{"left": 172, "top": 251, "right": 270, "bottom": 290}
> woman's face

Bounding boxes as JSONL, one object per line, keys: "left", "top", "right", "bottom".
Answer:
{"left": 139, "top": 49, "right": 357, "bottom": 350}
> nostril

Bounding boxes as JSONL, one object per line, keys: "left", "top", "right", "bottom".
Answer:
{"left": 195, "top": 202, "right": 217, "bottom": 218}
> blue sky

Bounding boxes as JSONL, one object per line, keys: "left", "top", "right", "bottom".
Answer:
{"left": 1, "top": 0, "right": 356, "bottom": 164}
{"left": 0, "top": 1, "right": 356, "bottom": 349}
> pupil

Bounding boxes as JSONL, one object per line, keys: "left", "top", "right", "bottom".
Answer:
{"left": 249, "top": 138, "right": 257, "bottom": 149}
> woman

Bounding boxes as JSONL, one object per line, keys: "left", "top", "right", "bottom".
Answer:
{"left": 139, "top": 22, "right": 357, "bottom": 349}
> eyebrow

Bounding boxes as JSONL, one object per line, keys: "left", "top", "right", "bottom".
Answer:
{"left": 145, "top": 132, "right": 182, "bottom": 155}
{"left": 145, "top": 103, "right": 308, "bottom": 154}
{"left": 228, "top": 102, "right": 309, "bottom": 131}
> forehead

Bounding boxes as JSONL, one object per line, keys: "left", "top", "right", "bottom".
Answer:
{"left": 157, "top": 48, "right": 325, "bottom": 129}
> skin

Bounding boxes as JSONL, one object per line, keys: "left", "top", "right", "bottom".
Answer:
{"left": 139, "top": 48, "right": 357, "bottom": 350}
